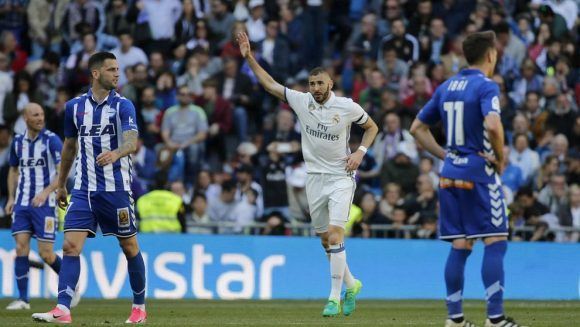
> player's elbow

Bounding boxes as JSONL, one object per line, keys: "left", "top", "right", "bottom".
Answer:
{"left": 409, "top": 119, "right": 424, "bottom": 136}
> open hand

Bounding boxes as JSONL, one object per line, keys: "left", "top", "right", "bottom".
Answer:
{"left": 237, "top": 32, "right": 251, "bottom": 58}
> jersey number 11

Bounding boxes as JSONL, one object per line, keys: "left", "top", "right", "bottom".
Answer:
{"left": 444, "top": 101, "right": 465, "bottom": 146}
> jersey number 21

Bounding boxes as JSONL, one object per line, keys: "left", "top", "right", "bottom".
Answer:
{"left": 444, "top": 101, "right": 464, "bottom": 146}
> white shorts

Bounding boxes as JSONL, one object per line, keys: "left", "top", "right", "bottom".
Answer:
{"left": 305, "top": 173, "right": 356, "bottom": 233}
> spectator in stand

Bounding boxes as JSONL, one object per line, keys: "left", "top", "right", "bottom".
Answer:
{"left": 0, "top": 124, "right": 11, "bottom": 211}
{"left": 387, "top": 205, "right": 412, "bottom": 239}
{"left": 208, "top": 179, "right": 238, "bottom": 234}
{"left": 373, "top": 112, "right": 418, "bottom": 169}
{"left": 64, "top": 32, "right": 98, "bottom": 94}
{"left": 137, "top": 86, "right": 161, "bottom": 147}
{"left": 186, "top": 192, "right": 213, "bottom": 234}
{"left": 33, "top": 51, "right": 63, "bottom": 111}
{"left": 418, "top": 157, "right": 439, "bottom": 190}
{"left": 0, "top": 30, "right": 27, "bottom": 73}
{"left": 186, "top": 19, "right": 212, "bottom": 52}
{"left": 258, "top": 19, "right": 290, "bottom": 83}
{"left": 378, "top": 46, "right": 409, "bottom": 92}
{"left": 111, "top": 31, "right": 148, "bottom": 87}
{"left": 235, "top": 163, "right": 263, "bottom": 218}
{"left": 509, "top": 59, "right": 544, "bottom": 107}
{"left": 140, "top": 0, "right": 182, "bottom": 54}
{"left": 406, "top": 174, "right": 437, "bottom": 225}
{"left": 174, "top": 0, "right": 198, "bottom": 45}
{"left": 407, "top": 0, "right": 433, "bottom": 37}
{"left": 380, "top": 150, "right": 419, "bottom": 195}
{"left": 0, "top": 52, "right": 12, "bottom": 126}
{"left": 377, "top": 18, "right": 419, "bottom": 64}
{"left": 246, "top": 0, "right": 266, "bottom": 43}
{"left": 359, "top": 69, "right": 386, "bottom": 118}
{"left": 61, "top": 0, "right": 105, "bottom": 48}
{"left": 208, "top": 0, "right": 236, "bottom": 49}
{"left": 353, "top": 192, "right": 388, "bottom": 238}
{"left": 558, "top": 184, "right": 580, "bottom": 242}
{"left": 132, "top": 138, "right": 157, "bottom": 191}
{"left": 502, "top": 146, "right": 524, "bottom": 202}
{"left": 440, "top": 35, "right": 467, "bottom": 78}
{"left": 538, "top": 174, "right": 569, "bottom": 215}
{"left": 212, "top": 57, "right": 254, "bottom": 142}
{"left": 509, "top": 133, "right": 541, "bottom": 183}
{"left": 26, "top": 0, "right": 68, "bottom": 60}
{"left": 352, "top": 13, "right": 381, "bottom": 60}
{"left": 195, "top": 78, "right": 233, "bottom": 163}
{"left": 3, "top": 72, "right": 43, "bottom": 134}
{"left": 105, "top": 0, "right": 132, "bottom": 37}
{"left": 162, "top": 85, "right": 208, "bottom": 183}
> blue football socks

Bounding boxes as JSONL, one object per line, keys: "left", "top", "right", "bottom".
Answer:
{"left": 15, "top": 256, "right": 30, "bottom": 302}
{"left": 482, "top": 241, "right": 507, "bottom": 319}
{"left": 127, "top": 252, "right": 146, "bottom": 305}
{"left": 445, "top": 248, "right": 471, "bottom": 320}
{"left": 57, "top": 256, "right": 80, "bottom": 309}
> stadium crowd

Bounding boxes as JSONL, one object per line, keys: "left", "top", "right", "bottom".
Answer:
{"left": 0, "top": 0, "right": 578, "bottom": 241}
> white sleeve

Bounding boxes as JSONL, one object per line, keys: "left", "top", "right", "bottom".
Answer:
{"left": 284, "top": 88, "right": 310, "bottom": 115}
{"left": 347, "top": 100, "right": 369, "bottom": 125}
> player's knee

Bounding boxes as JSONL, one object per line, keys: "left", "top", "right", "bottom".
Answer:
{"left": 62, "top": 239, "right": 81, "bottom": 256}
{"left": 15, "top": 242, "right": 30, "bottom": 256}
{"left": 119, "top": 239, "right": 139, "bottom": 257}
{"left": 38, "top": 248, "right": 54, "bottom": 263}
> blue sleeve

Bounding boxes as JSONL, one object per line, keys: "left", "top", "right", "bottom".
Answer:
{"left": 8, "top": 139, "right": 18, "bottom": 167}
{"left": 417, "top": 88, "right": 441, "bottom": 125}
{"left": 480, "top": 81, "right": 501, "bottom": 117}
{"left": 120, "top": 99, "right": 139, "bottom": 133}
{"left": 63, "top": 101, "right": 78, "bottom": 138}
{"left": 49, "top": 135, "right": 63, "bottom": 164}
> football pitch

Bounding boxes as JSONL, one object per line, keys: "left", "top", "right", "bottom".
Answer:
{"left": 1, "top": 299, "right": 579, "bottom": 326}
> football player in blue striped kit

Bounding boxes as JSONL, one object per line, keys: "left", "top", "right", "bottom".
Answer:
{"left": 411, "top": 31, "right": 525, "bottom": 327}
{"left": 4, "top": 103, "right": 76, "bottom": 310}
{"left": 32, "top": 52, "right": 147, "bottom": 324}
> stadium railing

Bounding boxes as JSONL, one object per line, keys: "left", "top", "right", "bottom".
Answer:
{"left": 180, "top": 222, "right": 580, "bottom": 241}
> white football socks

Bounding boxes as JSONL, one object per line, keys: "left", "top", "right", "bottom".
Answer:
{"left": 329, "top": 243, "right": 346, "bottom": 301}
{"left": 326, "top": 246, "right": 355, "bottom": 289}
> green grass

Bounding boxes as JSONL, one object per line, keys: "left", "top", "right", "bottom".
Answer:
{"left": 1, "top": 299, "right": 579, "bottom": 326}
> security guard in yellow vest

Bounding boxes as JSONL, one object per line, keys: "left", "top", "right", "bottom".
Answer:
{"left": 136, "top": 186, "right": 185, "bottom": 233}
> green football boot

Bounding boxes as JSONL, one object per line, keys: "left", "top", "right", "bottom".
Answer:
{"left": 343, "top": 279, "right": 363, "bottom": 316}
{"left": 322, "top": 299, "right": 341, "bottom": 317}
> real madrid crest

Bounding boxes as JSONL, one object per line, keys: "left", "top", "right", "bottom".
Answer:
{"left": 332, "top": 114, "right": 340, "bottom": 125}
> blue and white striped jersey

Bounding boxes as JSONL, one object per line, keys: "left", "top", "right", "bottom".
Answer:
{"left": 64, "top": 89, "right": 138, "bottom": 192}
{"left": 9, "top": 129, "right": 63, "bottom": 208}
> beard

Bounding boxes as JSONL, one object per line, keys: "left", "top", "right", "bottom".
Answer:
{"left": 315, "top": 85, "right": 331, "bottom": 103}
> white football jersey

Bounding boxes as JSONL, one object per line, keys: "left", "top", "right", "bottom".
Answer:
{"left": 285, "top": 88, "right": 369, "bottom": 175}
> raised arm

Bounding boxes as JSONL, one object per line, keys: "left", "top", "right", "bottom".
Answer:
{"left": 237, "top": 32, "right": 285, "bottom": 101}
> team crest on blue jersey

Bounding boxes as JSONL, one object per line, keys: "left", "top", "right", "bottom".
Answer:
{"left": 79, "top": 124, "right": 117, "bottom": 137}
{"left": 105, "top": 106, "right": 117, "bottom": 118}
{"left": 117, "top": 207, "right": 130, "bottom": 227}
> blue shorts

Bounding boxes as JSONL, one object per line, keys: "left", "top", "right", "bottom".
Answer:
{"left": 12, "top": 206, "right": 57, "bottom": 242}
{"left": 438, "top": 177, "right": 509, "bottom": 240}
{"left": 64, "top": 190, "right": 137, "bottom": 238}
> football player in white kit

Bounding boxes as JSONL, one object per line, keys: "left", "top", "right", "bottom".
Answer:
{"left": 238, "top": 32, "right": 378, "bottom": 317}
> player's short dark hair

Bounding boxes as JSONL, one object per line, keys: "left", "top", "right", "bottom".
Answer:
{"left": 309, "top": 67, "right": 328, "bottom": 77}
{"left": 88, "top": 52, "right": 117, "bottom": 71}
{"left": 462, "top": 31, "right": 496, "bottom": 65}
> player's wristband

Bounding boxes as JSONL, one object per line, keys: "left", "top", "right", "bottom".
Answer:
{"left": 358, "top": 146, "right": 368, "bottom": 154}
